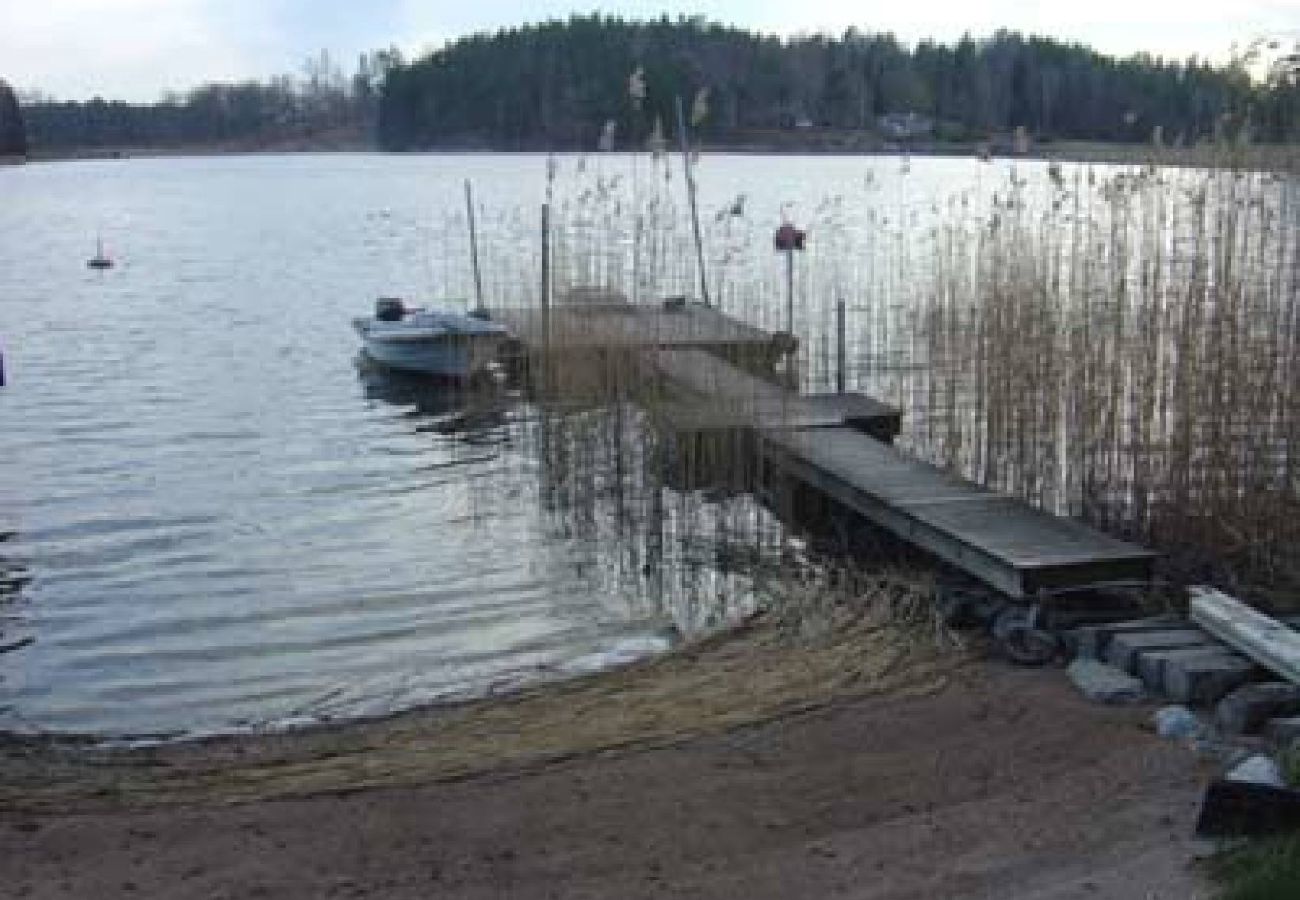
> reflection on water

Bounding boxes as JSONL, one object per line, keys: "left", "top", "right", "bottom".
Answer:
{"left": 0, "top": 529, "right": 31, "bottom": 630}
{"left": 356, "top": 362, "right": 512, "bottom": 439}
{"left": 0, "top": 152, "right": 817, "bottom": 738}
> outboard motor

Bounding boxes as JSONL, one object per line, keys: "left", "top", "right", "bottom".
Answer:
{"left": 375, "top": 297, "right": 405, "bottom": 322}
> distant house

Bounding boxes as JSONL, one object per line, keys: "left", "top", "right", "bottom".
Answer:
{"left": 793, "top": 115, "right": 814, "bottom": 130}
{"left": 877, "top": 112, "right": 933, "bottom": 140}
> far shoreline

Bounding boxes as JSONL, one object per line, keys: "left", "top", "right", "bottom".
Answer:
{"left": 17, "top": 139, "right": 1296, "bottom": 170}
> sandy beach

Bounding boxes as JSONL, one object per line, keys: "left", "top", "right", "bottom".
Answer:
{"left": 0, "top": 613, "right": 1213, "bottom": 899}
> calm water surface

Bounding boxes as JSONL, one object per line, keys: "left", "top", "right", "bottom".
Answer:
{"left": 0, "top": 152, "right": 1012, "bottom": 736}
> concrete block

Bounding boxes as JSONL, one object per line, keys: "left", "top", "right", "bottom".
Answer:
{"left": 1264, "top": 716, "right": 1300, "bottom": 745}
{"left": 1070, "top": 615, "right": 1185, "bottom": 660}
{"left": 1217, "top": 683, "right": 1300, "bottom": 735}
{"left": 1191, "top": 588, "right": 1300, "bottom": 686}
{"left": 1163, "top": 649, "right": 1257, "bottom": 705}
{"left": 1138, "top": 644, "right": 1244, "bottom": 691}
{"left": 1105, "top": 628, "right": 1216, "bottom": 674}
{"left": 1067, "top": 658, "right": 1145, "bottom": 704}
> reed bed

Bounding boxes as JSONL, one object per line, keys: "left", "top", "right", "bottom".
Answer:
{"left": 424, "top": 141, "right": 1298, "bottom": 615}
{"left": 908, "top": 156, "right": 1300, "bottom": 597}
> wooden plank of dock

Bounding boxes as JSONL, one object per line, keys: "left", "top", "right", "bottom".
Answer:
{"left": 644, "top": 347, "right": 902, "bottom": 441}
{"left": 761, "top": 427, "right": 1156, "bottom": 599}
{"left": 645, "top": 345, "right": 1152, "bottom": 598}
{"left": 496, "top": 303, "right": 777, "bottom": 353}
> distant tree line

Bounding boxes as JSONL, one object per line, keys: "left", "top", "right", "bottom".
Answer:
{"left": 378, "top": 17, "right": 1300, "bottom": 150}
{"left": 0, "top": 79, "right": 26, "bottom": 156}
{"left": 18, "top": 49, "right": 401, "bottom": 152}
{"left": 11, "top": 22, "right": 1297, "bottom": 154}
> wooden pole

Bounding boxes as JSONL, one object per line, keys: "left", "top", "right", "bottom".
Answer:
{"left": 785, "top": 247, "right": 794, "bottom": 334}
{"left": 465, "top": 179, "right": 485, "bottom": 314}
{"left": 675, "top": 95, "right": 710, "bottom": 308}
{"left": 540, "top": 202, "right": 551, "bottom": 351}
{"left": 836, "top": 298, "right": 846, "bottom": 394}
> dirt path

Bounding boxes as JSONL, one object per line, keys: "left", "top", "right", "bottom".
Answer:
{"left": 0, "top": 661, "right": 1211, "bottom": 899}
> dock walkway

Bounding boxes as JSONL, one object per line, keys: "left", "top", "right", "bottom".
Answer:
{"left": 761, "top": 427, "right": 1154, "bottom": 599}
{"left": 503, "top": 300, "right": 1156, "bottom": 599}
{"left": 643, "top": 348, "right": 901, "bottom": 441}
{"left": 496, "top": 303, "right": 780, "bottom": 358}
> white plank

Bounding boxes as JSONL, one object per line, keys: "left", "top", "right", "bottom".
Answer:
{"left": 1189, "top": 586, "right": 1300, "bottom": 686}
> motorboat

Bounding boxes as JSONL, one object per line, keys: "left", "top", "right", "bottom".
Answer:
{"left": 353, "top": 298, "right": 508, "bottom": 379}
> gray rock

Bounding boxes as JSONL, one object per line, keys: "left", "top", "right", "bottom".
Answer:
{"left": 1264, "top": 715, "right": 1300, "bottom": 745}
{"left": 1067, "top": 658, "right": 1145, "bottom": 704}
{"left": 1216, "top": 682, "right": 1300, "bottom": 735}
{"left": 1154, "top": 705, "right": 1202, "bottom": 740}
{"left": 1225, "top": 754, "right": 1286, "bottom": 788}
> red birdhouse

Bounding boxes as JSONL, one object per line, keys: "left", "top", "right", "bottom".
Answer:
{"left": 774, "top": 223, "right": 806, "bottom": 251}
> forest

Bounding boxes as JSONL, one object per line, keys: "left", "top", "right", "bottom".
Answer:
{"left": 12, "top": 18, "right": 1300, "bottom": 154}
{"left": 0, "top": 79, "right": 26, "bottom": 156}
{"left": 378, "top": 17, "right": 1300, "bottom": 150}
{"left": 18, "top": 49, "right": 400, "bottom": 153}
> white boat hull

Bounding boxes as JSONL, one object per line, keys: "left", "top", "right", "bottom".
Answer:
{"left": 357, "top": 328, "right": 504, "bottom": 379}
{"left": 354, "top": 304, "right": 509, "bottom": 379}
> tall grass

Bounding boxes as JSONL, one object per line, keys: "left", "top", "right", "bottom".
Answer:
{"left": 436, "top": 142, "right": 1298, "bottom": 608}
{"left": 907, "top": 154, "right": 1300, "bottom": 596}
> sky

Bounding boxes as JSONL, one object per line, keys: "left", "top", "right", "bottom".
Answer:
{"left": 2, "top": 0, "right": 1297, "bottom": 101}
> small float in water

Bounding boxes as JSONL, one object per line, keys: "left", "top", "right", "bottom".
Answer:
{"left": 86, "top": 236, "right": 113, "bottom": 270}
{"left": 353, "top": 298, "right": 509, "bottom": 379}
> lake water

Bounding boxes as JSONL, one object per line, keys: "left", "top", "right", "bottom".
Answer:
{"left": 0, "top": 151, "right": 1037, "bottom": 737}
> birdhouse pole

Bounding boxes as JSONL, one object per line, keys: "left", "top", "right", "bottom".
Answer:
{"left": 774, "top": 223, "right": 805, "bottom": 335}
{"left": 785, "top": 246, "right": 794, "bottom": 334}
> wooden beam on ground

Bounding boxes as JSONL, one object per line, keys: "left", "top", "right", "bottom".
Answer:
{"left": 1190, "top": 586, "right": 1300, "bottom": 686}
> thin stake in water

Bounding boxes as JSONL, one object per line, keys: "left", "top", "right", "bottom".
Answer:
{"left": 465, "top": 179, "right": 485, "bottom": 314}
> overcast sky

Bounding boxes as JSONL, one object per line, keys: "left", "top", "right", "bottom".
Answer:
{"left": 3, "top": 0, "right": 1297, "bottom": 100}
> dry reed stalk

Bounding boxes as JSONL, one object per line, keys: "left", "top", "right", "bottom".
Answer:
{"left": 433, "top": 142, "right": 1298, "bottom": 611}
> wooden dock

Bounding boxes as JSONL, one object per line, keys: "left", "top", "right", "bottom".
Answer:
{"left": 502, "top": 300, "right": 1156, "bottom": 600}
{"left": 643, "top": 348, "right": 901, "bottom": 442}
{"left": 761, "top": 427, "right": 1154, "bottom": 599}
{"left": 496, "top": 302, "right": 783, "bottom": 360}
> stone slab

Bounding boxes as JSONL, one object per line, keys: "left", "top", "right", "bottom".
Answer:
{"left": 1105, "top": 628, "right": 1216, "bottom": 674}
{"left": 1164, "top": 650, "right": 1258, "bottom": 705}
{"left": 1136, "top": 645, "right": 1247, "bottom": 695}
{"left": 1067, "top": 657, "right": 1145, "bottom": 704}
{"left": 1216, "top": 682, "right": 1300, "bottom": 735}
{"left": 1070, "top": 615, "right": 1186, "bottom": 660}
